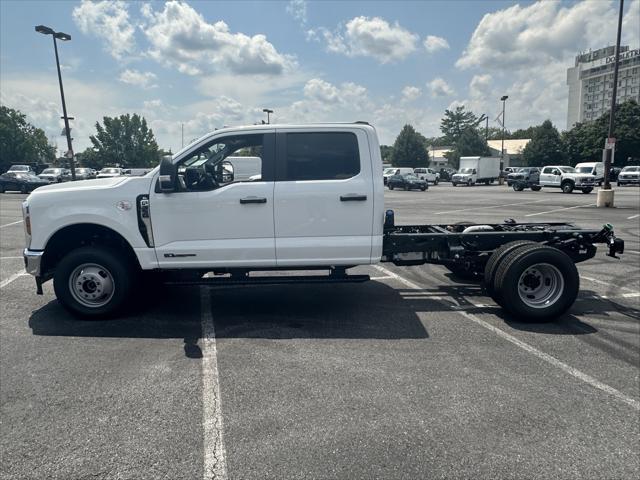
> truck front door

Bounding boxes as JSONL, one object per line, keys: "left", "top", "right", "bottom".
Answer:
{"left": 273, "top": 129, "right": 374, "bottom": 266}
{"left": 150, "top": 131, "right": 277, "bottom": 268}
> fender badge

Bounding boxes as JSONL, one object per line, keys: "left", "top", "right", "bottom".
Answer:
{"left": 116, "top": 200, "right": 132, "bottom": 211}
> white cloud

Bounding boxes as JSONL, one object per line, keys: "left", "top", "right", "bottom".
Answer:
{"left": 118, "top": 69, "right": 158, "bottom": 89}
{"left": 141, "top": 1, "right": 296, "bottom": 76}
{"left": 320, "top": 16, "right": 418, "bottom": 63}
{"left": 428, "top": 78, "right": 455, "bottom": 98}
{"left": 72, "top": 0, "right": 136, "bottom": 60}
{"left": 423, "top": 35, "right": 450, "bottom": 53}
{"left": 286, "top": 0, "right": 307, "bottom": 25}
{"left": 469, "top": 74, "right": 492, "bottom": 99}
{"left": 401, "top": 86, "right": 422, "bottom": 102}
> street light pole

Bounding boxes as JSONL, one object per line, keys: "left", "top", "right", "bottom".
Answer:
{"left": 36, "top": 25, "right": 76, "bottom": 180}
{"left": 597, "top": 0, "right": 624, "bottom": 208}
{"left": 262, "top": 108, "right": 273, "bottom": 124}
{"left": 500, "top": 95, "right": 508, "bottom": 172}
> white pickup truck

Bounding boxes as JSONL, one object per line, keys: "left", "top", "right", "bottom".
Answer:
{"left": 22, "top": 123, "right": 624, "bottom": 321}
{"left": 538, "top": 165, "right": 599, "bottom": 194}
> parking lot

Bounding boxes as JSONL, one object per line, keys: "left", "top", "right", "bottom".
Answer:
{"left": 1, "top": 184, "right": 639, "bottom": 479}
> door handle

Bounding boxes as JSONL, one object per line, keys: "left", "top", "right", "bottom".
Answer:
{"left": 340, "top": 194, "right": 367, "bottom": 201}
{"left": 239, "top": 196, "right": 267, "bottom": 204}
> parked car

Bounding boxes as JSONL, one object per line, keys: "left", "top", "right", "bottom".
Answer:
{"left": 73, "top": 168, "right": 96, "bottom": 180}
{"left": 7, "top": 164, "right": 36, "bottom": 174}
{"left": 503, "top": 167, "right": 521, "bottom": 176}
{"left": 617, "top": 166, "right": 640, "bottom": 186}
{"left": 508, "top": 167, "right": 540, "bottom": 189}
{"left": 0, "top": 172, "right": 49, "bottom": 193}
{"left": 383, "top": 167, "right": 414, "bottom": 185}
{"left": 438, "top": 167, "right": 456, "bottom": 182}
{"left": 97, "top": 167, "right": 124, "bottom": 178}
{"left": 38, "top": 168, "right": 70, "bottom": 183}
{"left": 387, "top": 173, "right": 428, "bottom": 191}
{"left": 413, "top": 167, "right": 439, "bottom": 184}
{"left": 538, "top": 165, "right": 598, "bottom": 193}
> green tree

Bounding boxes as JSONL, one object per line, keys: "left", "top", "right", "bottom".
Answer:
{"left": 521, "top": 120, "right": 566, "bottom": 167}
{"left": 440, "top": 106, "right": 481, "bottom": 144}
{"left": 563, "top": 99, "right": 640, "bottom": 166}
{"left": 0, "top": 106, "right": 56, "bottom": 172}
{"left": 444, "top": 127, "right": 492, "bottom": 169}
{"left": 380, "top": 145, "right": 394, "bottom": 164}
{"left": 89, "top": 113, "right": 159, "bottom": 168}
{"left": 391, "top": 124, "right": 428, "bottom": 167}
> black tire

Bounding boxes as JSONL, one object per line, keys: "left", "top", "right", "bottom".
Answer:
{"left": 53, "top": 246, "right": 135, "bottom": 318}
{"left": 581, "top": 187, "right": 593, "bottom": 194}
{"left": 561, "top": 181, "right": 574, "bottom": 194}
{"left": 452, "top": 182, "right": 457, "bottom": 187}
{"left": 513, "top": 183, "right": 524, "bottom": 192}
{"left": 467, "top": 180, "right": 473, "bottom": 187}
{"left": 617, "top": 182, "right": 623, "bottom": 186}
{"left": 20, "top": 184, "right": 27, "bottom": 194}
{"left": 404, "top": 185, "right": 409, "bottom": 191}
{"left": 0, "top": 184, "right": 4, "bottom": 193}
{"left": 388, "top": 184, "right": 394, "bottom": 190}
{"left": 493, "top": 245, "right": 579, "bottom": 322}
{"left": 531, "top": 185, "right": 542, "bottom": 191}
{"left": 434, "top": 179, "right": 439, "bottom": 185}
{"left": 483, "top": 240, "right": 535, "bottom": 304}
{"left": 420, "top": 186, "right": 426, "bottom": 191}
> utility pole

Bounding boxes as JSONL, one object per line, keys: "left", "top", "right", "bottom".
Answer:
{"left": 181, "top": 123, "right": 184, "bottom": 148}
{"left": 36, "top": 25, "right": 76, "bottom": 180}
{"left": 500, "top": 95, "right": 508, "bottom": 182}
{"left": 598, "top": 0, "right": 624, "bottom": 208}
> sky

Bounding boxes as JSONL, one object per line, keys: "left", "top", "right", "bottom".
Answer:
{"left": 1, "top": 0, "right": 638, "bottom": 155}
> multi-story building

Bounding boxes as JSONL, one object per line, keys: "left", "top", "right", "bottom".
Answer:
{"left": 566, "top": 45, "right": 640, "bottom": 129}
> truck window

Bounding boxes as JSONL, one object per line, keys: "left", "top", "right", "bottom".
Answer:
{"left": 177, "top": 134, "right": 266, "bottom": 191}
{"left": 283, "top": 132, "right": 360, "bottom": 181}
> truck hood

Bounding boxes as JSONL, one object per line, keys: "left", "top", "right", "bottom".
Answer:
{"left": 30, "top": 176, "right": 128, "bottom": 194}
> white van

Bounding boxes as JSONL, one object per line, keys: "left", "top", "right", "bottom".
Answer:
{"left": 575, "top": 162, "right": 604, "bottom": 183}
{"left": 225, "top": 156, "right": 262, "bottom": 182}
{"left": 383, "top": 167, "right": 414, "bottom": 185}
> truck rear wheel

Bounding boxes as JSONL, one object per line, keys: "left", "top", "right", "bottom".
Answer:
{"left": 493, "top": 245, "right": 579, "bottom": 322}
{"left": 531, "top": 185, "right": 542, "bottom": 191}
{"left": 483, "top": 240, "right": 535, "bottom": 303}
{"left": 513, "top": 183, "right": 525, "bottom": 191}
{"left": 53, "top": 246, "right": 134, "bottom": 318}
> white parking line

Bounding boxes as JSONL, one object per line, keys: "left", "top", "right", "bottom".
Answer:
{"left": 200, "top": 286, "right": 228, "bottom": 480}
{"left": 0, "top": 220, "right": 22, "bottom": 228}
{"left": 433, "top": 199, "right": 547, "bottom": 215}
{"left": 525, "top": 203, "right": 595, "bottom": 217}
{"left": 580, "top": 275, "right": 638, "bottom": 294}
{"left": 0, "top": 270, "right": 27, "bottom": 289}
{"left": 0, "top": 256, "right": 23, "bottom": 260}
{"left": 373, "top": 265, "right": 640, "bottom": 411}
{"left": 625, "top": 250, "right": 640, "bottom": 255}
{"left": 628, "top": 214, "right": 640, "bottom": 220}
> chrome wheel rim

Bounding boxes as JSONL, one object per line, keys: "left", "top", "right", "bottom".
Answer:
{"left": 68, "top": 263, "right": 115, "bottom": 308}
{"left": 517, "top": 263, "right": 564, "bottom": 309}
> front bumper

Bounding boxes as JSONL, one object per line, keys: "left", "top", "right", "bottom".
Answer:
{"left": 618, "top": 176, "right": 640, "bottom": 184}
{"left": 23, "top": 248, "right": 43, "bottom": 276}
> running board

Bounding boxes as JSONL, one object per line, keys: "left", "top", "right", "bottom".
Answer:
{"left": 164, "top": 274, "right": 370, "bottom": 287}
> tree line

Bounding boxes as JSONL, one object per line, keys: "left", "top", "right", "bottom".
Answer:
{"left": 2, "top": 99, "right": 638, "bottom": 173}
{"left": 386, "top": 100, "right": 640, "bottom": 169}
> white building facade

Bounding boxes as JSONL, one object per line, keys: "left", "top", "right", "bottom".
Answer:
{"left": 566, "top": 46, "right": 640, "bottom": 129}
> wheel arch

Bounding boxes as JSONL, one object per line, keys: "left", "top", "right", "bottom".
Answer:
{"left": 41, "top": 223, "right": 141, "bottom": 277}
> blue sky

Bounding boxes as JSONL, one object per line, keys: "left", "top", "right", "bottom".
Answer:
{"left": 1, "top": 0, "right": 638, "bottom": 154}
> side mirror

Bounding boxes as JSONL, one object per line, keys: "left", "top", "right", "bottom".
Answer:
{"left": 158, "top": 156, "right": 177, "bottom": 192}
{"left": 220, "top": 160, "right": 234, "bottom": 184}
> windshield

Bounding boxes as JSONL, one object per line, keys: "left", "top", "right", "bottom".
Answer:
{"left": 76, "top": 168, "right": 89, "bottom": 173}
{"left": 100, "top": 168, "right": 120, "bottom": 174}
{"left": 404, "top": 174, "right": 418, "bottom": 180}
{"left": 9, "top": 165, "right": 29, "bottom": 171}
{"left": 622, "top": 166, "right": 640, "bottom": 172}
{"left": 41, "top": 169, "right": 60, "bottom": 174}
{"left": 383, "top": 168, "right": 396, "bottom": 175}
{"left": 459, "top": 168, "right": 474, "bottom": 174}
{"left": 559, "top": 167, "right": 576, "bottom": 173}
{"left": 576, "top": 166, "right": 594, "bottom": 173}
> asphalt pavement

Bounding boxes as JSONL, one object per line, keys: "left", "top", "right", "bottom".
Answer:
{"left": 1, "top": 184, "right": 639, "bottom": 479}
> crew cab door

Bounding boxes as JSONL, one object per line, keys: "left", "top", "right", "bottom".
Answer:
{"left": 539, "top": 167, "right": 559, "bottom": 186}
{"left": 150, "top": 131, "right": 277, "bottom": 268}
{"left": 273, "top": 129, "right": 374, "bottom": 266}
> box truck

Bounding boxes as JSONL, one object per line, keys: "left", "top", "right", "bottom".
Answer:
{"left": 452, "top": 157, "right": 501, "bottom": 186}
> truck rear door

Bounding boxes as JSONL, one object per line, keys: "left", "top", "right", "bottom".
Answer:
{"left": 273, "top": 128, "right": 374, "bottom": 266}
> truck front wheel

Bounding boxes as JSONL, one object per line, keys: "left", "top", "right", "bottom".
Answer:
{"left": 493, "top": 245, "right": 579, "bottom": 322}
{"left": 581, "top": 187, "right": 593, "bottom": 194}
{"left": 53, "top": 246, "right": 134, "bottom": 318}
{"left": 561, "top": 182, "right": 574, "bottom": 194}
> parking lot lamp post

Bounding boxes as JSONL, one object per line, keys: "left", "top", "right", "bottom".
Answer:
{"left": 262, "top": 108, "right": 273, "bottom": 124}
{"left": 35, "top": 25, "right": 76, "bottom": 180}
{"left": 499, "top": 96, "right": 508, "bottom": 184}
{"left": 598, "top": 0, "right": 624, "bottom": 208}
